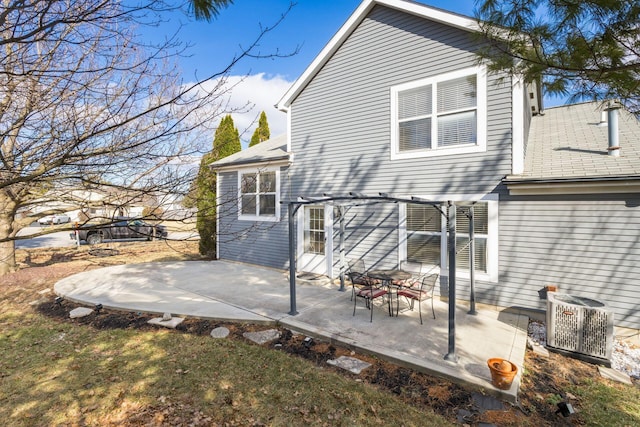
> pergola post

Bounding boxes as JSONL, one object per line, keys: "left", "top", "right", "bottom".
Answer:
{"left": 288, "top": 202, "right": 299, "bottom": 315}
{"left": 444, "top": 201, "right": 458, "bottom": 362}
{"left": 338, "top": 205, "right": 346, "bottom": 292}
{"left": 468, "top": 205, "right": 477, "bottom": 315}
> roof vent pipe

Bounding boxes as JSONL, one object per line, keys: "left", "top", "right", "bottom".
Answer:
{"left": 606, "top": 101, "right": 622, "bottom": 157}
{"left": 597, "top": 111, "right": 607, "bottom": 127}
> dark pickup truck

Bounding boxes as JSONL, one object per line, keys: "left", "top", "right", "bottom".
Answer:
{"left": 71, "top": 219, "right": 168, "bottom": 245}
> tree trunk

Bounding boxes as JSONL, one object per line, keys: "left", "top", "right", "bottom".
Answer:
{"left": 0, "top": 194, "right": 17, "bottom": 276}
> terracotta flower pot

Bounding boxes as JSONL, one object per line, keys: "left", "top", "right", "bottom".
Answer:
{"left": 487, "top": 358, "right": 518, "bottom": 390}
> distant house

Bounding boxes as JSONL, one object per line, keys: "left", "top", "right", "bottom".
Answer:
{"left": 210, "top": 0, "right": 640, "bottom": 330}
{"left": 29, "top": 187, "right": 168, "bottom": 223}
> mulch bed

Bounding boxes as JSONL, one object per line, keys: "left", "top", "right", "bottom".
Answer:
{"left": 34, "top": 298, "right": 589, "bottom": 426}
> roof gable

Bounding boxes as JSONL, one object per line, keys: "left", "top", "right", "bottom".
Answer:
{"left": 209, "top": 134, "right": 289, "bottom": 170}
{"left": 276, "top": 0, "right": 480, "bottom": 110}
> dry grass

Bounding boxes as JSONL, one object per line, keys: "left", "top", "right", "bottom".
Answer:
{"left": 1, "top": 242, "right": 451, "bottom": 426}
{"left": 3, "top": 242, "right": 640, "bottom": 426}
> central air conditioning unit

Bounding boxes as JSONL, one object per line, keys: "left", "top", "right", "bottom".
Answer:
{"left": 546, "top": 293, "right": 614, "bottom": 366}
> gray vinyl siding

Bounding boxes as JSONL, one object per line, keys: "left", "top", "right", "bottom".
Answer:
{"left": 332, "top": 204, "right": 400, "bottom": 276}
{"left": 288, "top": 5, "right": 513, "bottom": 198}
{"left": 289, "top": 6, "right": 513, "bottom": 278}
{"left": 496, "top": 197, "right": 640, "bottom": 329}
{"left": 216, "top": 169, "right": 290, "bottom": 270}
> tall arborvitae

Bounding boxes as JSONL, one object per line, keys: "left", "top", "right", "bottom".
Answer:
{"left": 196, "top": 115, "right": 241, "bottom": 257}
{"left": 249, "top": 111, "right": 271, "bottom": 147}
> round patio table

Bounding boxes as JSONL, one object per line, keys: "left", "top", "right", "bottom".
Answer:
{"left": 367, "top": 269, "right": 412, "bottom": 316}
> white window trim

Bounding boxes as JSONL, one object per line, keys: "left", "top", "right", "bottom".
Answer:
{"left": 296, "top": 202, "right": 334, "bottom": 276}
{"left": 390, "top": 66, "right": 487, "bottom": 160}
{"left": 511, "top": 73, "right": 525, "bottom": 175}
{"left": 237, "top": 167, "right": 281, "bottom": 222}
{"left": 398, "top": 193, "right": 498, "bottom": 282}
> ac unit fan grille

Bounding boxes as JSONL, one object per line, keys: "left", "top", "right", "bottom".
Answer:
{"left": 546, "top": 293, "right": 613, "bottom": 362}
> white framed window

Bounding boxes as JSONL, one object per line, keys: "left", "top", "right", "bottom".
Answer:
{"left": 304, "top": 206, "right": 325, "bottom": 255}
{"left": 238, "top": 167, "right": 280, "bottom": 222}
{"left": 390, "top": 66, "right": 487, "bottom": 160}
{"left": 399, "top": 195, "right": 498, "bottom": 282}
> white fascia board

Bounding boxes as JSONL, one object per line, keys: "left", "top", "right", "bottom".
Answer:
{"left": 276, "top": 0, "right": 373, "bottom": 111}
{"left": 506, "top": 180, "right": 640, "bottom": 195}
{"left": 213, "top": 159, "right": 291, "bottom": 173}
{"left": 378, "top": 0, "right": 480, "bottom": 32}
{"left": 512, "top": 74, "right": 525, "bottom": 175}
{"left": 276, "top": 0, "right": 481, "bottom": 110}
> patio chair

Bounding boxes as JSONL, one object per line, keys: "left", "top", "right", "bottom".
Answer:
{"left": 352, "top": 280, "right": 388, "bottom": 322}
{"left": 396, "top": 260, "right": 424, "bottom": 288}
{"left": 397, "top": 273, "right": 437, "bottom": 324}
{"left": 347, "top": 259, "right": 387, "bottom": 322}
{"left": 347, "top": 259, "right": 375, "bottom": 301}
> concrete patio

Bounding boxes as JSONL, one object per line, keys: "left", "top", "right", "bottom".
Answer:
{"left": 54, "top": 259, "right": 528, "bottom": 402}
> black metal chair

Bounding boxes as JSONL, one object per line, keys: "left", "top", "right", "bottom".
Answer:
{"left": 396, "top": 260, "right": 424, "bottom": 288}
{"left": 347, "top": 259, "right": 374, "bottom": 301}
{"left": 397, "top": 273, "right": 437, "bottom": 324}
{"left": 347, "top": 259, "right": 386, "bottom": 322}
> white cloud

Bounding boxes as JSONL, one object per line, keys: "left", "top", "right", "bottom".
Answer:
{"left": 192, "top": 73, "right": 292, "bottom": 148}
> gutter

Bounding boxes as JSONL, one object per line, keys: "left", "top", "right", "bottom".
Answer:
{"left": 504, "top": 175, "right": 640, "bottom": 185}
{"left": 503, "top": 175, "right": 640, "bottom": 196}
{"left": 209, "top": 156, "right": 291, "bottom": 172}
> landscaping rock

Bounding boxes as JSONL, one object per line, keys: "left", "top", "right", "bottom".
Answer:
{"left": 29, "top": 297, "right": 50, "bottom": 306}
{"left": 148, "top": 316, "right": 184, "bottom": 329}
{"left": 243, "top": 329, "right": 280, "bottom": 345}
{"left": 326, "top": 356, "right": 371, "bottom": 374}
{"left": 210, "top": 327, "right": 230, "bottom": 339}
{"left": 69, "top": 307, "right": 94, "bottom": 318}
{"left": 527, "top": 338, "right": 550, "bottom": 357}
{"left": 598, "top": 366, "right": 632, "bottom": 385}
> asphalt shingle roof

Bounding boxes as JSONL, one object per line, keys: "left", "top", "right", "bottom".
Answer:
{"left": 515, "top": 101, "right": 640, "bottom": 181}
{"left": 209, "top": 134, "right": 289, "bottom": 169}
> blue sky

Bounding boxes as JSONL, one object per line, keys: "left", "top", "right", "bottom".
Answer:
{"left": 172, "top": 0, "right": 477, "bottom": 80}
{"left": 151, "top": 1, "right": 541, "bottom": 146}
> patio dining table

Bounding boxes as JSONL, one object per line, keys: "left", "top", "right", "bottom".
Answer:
{"left": 367, "top": 269, "right": 412, "bottom": 316}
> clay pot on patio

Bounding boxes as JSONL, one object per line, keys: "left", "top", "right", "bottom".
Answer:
{"left": 487, "top": 358, "right": 518, "bottom": 390}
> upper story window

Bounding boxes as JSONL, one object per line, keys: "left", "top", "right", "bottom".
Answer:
{"left": 390, "top": 66, "right": 487, "bottom": 160}
{"left": 238, "top": 168, "right": 280, "bottom": 222}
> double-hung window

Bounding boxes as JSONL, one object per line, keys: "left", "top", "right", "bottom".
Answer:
{"left": 406, "top": 204, "right": 442, "bottom": 266}
{"left": 391, "top": 66, "right": 486, "bottom": 159}
{"left": 238, "top": 168, "right": 279, "bottom": 221}
{"left": 454, "top": 203, "right": 489, "bottom": 273}
{"left": 400, "top": 197, "right": 498, "bottom": 282}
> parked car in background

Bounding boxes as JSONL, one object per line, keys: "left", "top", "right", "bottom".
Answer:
{"left": 38, "top": 214, "right": 71, "bottom": 225}
{"left": 71, "top": 218, "right": 167, "bottom": 245}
